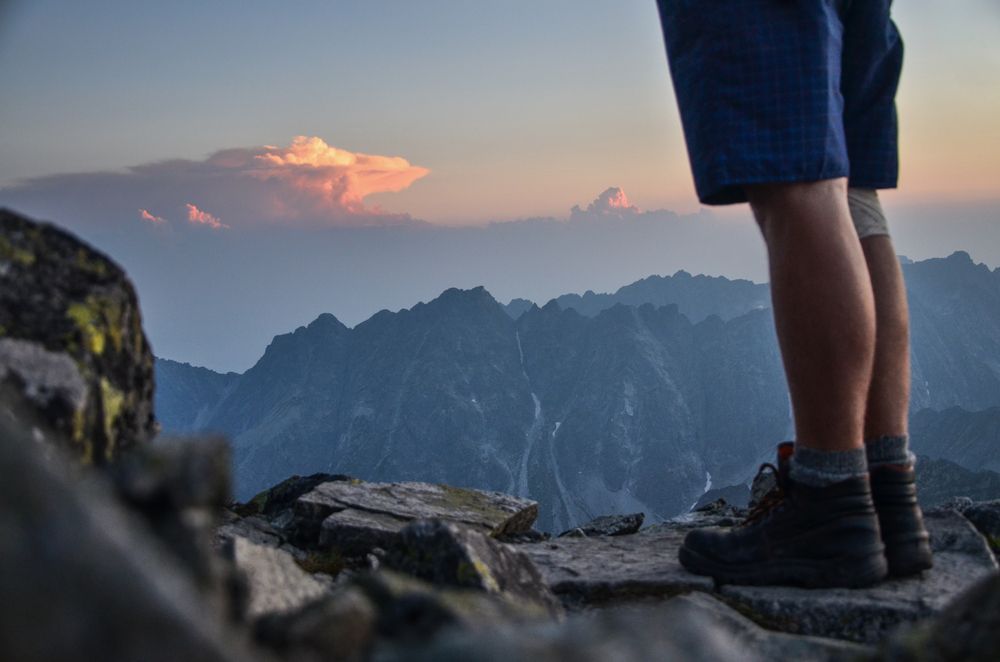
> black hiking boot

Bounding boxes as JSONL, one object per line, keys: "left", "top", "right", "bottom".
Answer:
{"left": 869, "top": 463, "right": 933, "bottom": 577}
{"left": 679, "top": 448, "right": 887, "bottom": 588}
{"left": 753, "top": 443, "right": 933, "bottom": 578}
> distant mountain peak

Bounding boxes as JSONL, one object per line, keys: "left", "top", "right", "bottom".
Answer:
{"left": 434, "top": 285, "right": 495, "bottom": 304}
{"left": 307, "top": 312, "right": 347, "bottom": 331}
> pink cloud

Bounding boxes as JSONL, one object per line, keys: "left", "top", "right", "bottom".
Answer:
{"left": 248, "top": 136, "right": 430, "bottom": 215}
{"left": 588, "top": 187, "right": 639, "bottom": 214}
{"left": 570, "top": 187, "right": 641, "bottom": 221}
{"left": 138, "top": 208, "right": 167, "bottom": 224}
{"left": 2, "top": 136, "right": 430, "bottom": 230}
{"left": 185, "top": 203, "right": 229, "bottom": 230}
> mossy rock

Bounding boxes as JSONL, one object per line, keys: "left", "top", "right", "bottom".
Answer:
{"left": 0, "top": 208, "right": 156, "bottom": 463}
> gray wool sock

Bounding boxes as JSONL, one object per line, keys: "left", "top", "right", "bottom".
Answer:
{"left": 789, "top": 445, "right": 869, "bottom": 487}
{"left": 865, "top": 435, "right": 915, "bottom": 468}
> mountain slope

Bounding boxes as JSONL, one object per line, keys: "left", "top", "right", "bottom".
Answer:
{"left": 910, "top": 406, "right": 1000, "bottom": 474}
{"left": 905, "top": 251, "right": 1000, "bottom": 411}
{"left": 154, "top": 359, "right": 239, "bottom": 433}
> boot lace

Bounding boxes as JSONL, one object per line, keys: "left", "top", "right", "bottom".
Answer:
{"left": 740, "top": 463, "right": 785, "bottom": 527}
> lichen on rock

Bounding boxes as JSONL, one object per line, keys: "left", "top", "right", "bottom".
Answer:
{"left": 0, "top": 208, "right": 156, "bottom": 463}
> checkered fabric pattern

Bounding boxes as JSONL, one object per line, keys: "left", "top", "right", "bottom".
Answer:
{"left": 657, "top": 0, "right": 903, "bottom": 206}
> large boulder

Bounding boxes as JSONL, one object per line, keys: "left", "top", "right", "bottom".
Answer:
{"left": 225, "top": 537, "right": 329, "bottom": 618}
{"left": 0, "top": 417, "right": 255, "bottom": 662}
{"left": 0, "top": 209, "right": 156, "bottom": 463}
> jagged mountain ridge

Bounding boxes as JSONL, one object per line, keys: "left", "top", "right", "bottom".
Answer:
{"left": 158, "top": 290, "right": 788, "bottom": 531}
{"left": 505, "top": 270, "right": 770, "bottom": 323}
{"left": 156, "top": 252, "right": 1000, "bottom": 530}
{"left": 507, "top": 251, "right": 1000, "bottom": 413}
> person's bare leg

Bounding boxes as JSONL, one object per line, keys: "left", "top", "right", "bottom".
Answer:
{"left": 747, "top": 178, "right": 876, "bottom": 452}
{"left": 860, "top": 235, "right": 909, "bottom": 438}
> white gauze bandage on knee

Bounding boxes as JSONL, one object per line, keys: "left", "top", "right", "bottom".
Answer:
{"left": 847, "top": 188, "right": 890, "bottom": 239}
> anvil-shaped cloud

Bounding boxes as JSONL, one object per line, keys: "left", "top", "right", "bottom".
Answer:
{"left": 569, "top": 186, "right": 640, "bottom": 221}
{"left": 1, "top": 136, "right": 429, "bottom": 231}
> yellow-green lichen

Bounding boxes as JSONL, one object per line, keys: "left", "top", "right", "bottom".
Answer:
{"left": 65, "top": 296, "right": 126, "bottom": 356}
{"left": 237, "top": 490, "right": 269, "bottom": 516}
{"left": 67, "top": 302, "right": 106, "bottom": 355}
{"left": 296, "top": 550, "right": 345, "bottom": 577}
{"left": 74, "top": 247, "right": 108, "bottom": 277}
{"left": 457, "top": 558, "right": 500, "bottom": 592}
{"left": 0, "top": 236, "right": 36, "bottom": 266}
{"left": 100, "top": 377, "right": 125, "bottom": 459}
{"left": 71, "top": 407, "right": 86, "bottom": 444}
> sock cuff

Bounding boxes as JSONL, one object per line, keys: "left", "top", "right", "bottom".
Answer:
{"left": 790, "top": 446, "right": 868, "bottom": 487}
{"left": 865, "top": 435, "right": 915, "bottom": 467}
{"left": 847, "top": 188, "right": 890, "bottom": 239}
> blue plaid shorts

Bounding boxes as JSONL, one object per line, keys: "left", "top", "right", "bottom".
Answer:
{"left": 657, "top": 0, "right": 904, "bottom": 205}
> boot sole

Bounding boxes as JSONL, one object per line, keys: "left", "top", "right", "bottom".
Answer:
{"left": 885, "top": 537, "right": 934, "bottom": 577}
{"left": 678, "top": 545, "right": 888, "bottom": 589}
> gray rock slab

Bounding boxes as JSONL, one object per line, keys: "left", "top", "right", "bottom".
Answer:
{"left": 355, "top": 570, "right": 559, "bottom": 641}
{"left": 216, "top": 512, "right": 285, "bottom": 550}
{"left": 385, "top": 519, "right": 563, "bottom": 616}
{"left": 294, "top": 480, "right": 538, "bottom": 553}
{"left": 319, "top": 507, "right": 407, "bottom": 555}
{"left": 227, "top": 537, "right": 328, "bottom": 618}
{"left": 0, "top": 337, "right": 87, "bottom": 412}
{"left": 878, "top": 572, "right": 1000, "bottom": 662}
{"left": 670, "top": 592, "right": 870, "bottom": 661}
{"left": 380, "top": 591, "right": 867, "bottom": 662}
{"left": 380, "top": 603, "right": 750, "bottom": 662}
{"left": 522, "top": 527, "right": 714, "bottom": 607}
{"left": 719, "top": 510, "right": 999, "bottom": 644}
{"left": 254, "top": 586, "right": 377, "bottom": 661}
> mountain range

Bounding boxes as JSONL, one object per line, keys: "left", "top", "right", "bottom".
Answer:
{"left": 156, "top": 251, "right": 1000, "bottom": 530}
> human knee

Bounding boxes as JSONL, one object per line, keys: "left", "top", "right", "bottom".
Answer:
{"left": 747, "top": 178, "right": 848, "bottom": 237}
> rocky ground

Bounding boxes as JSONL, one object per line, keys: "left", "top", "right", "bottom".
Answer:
{"left": 3, "top": 208, "right": 1000, "bottom": 661}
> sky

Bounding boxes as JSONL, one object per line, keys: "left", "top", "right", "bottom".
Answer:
{"left": 1, "top": 0, "right": 998, "bottom": 371}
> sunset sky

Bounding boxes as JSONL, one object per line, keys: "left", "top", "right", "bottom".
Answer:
{"left": 1, "top": 0, "right": 998, "bottom": 370}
